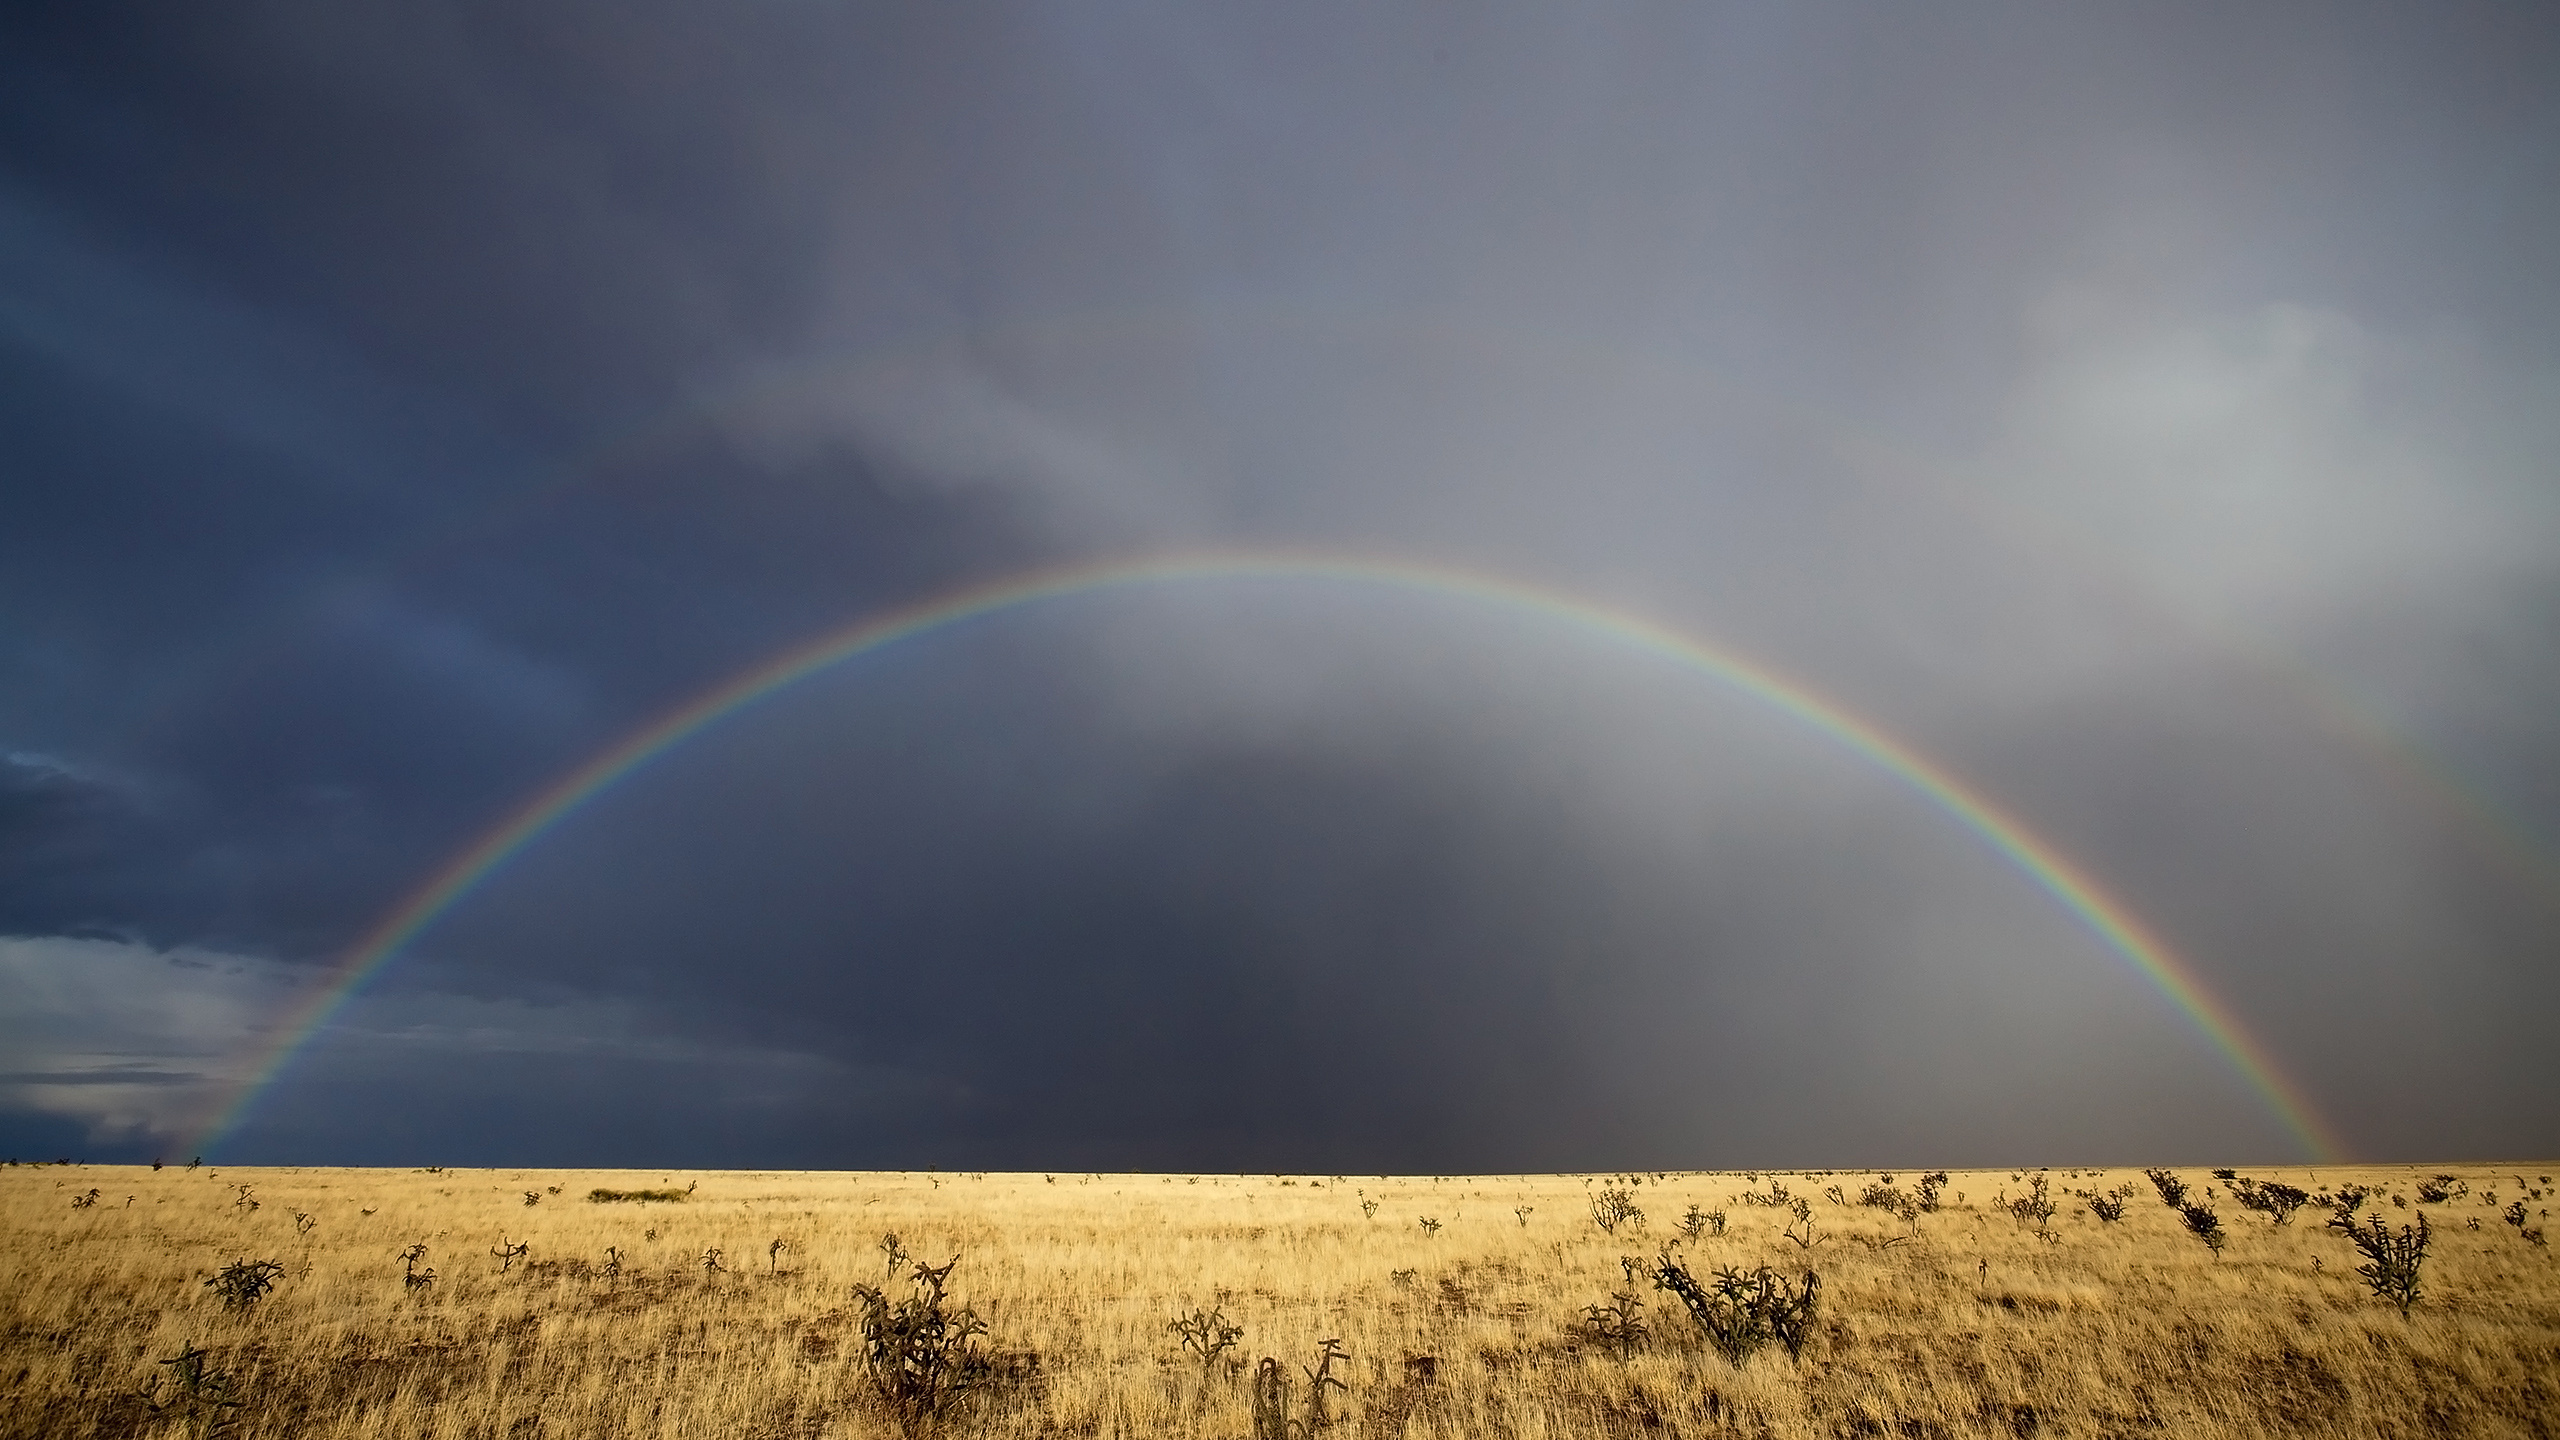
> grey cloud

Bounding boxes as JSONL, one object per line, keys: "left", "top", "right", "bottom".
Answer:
{"left": 1980, "top": 295, "right": 2560, "bottom": 627}
{"left": 3, "top": 1, "right": 2555, "bottom": 1169}
{"left": 0, "top": 1070, "right": 204, "bottom": 1087}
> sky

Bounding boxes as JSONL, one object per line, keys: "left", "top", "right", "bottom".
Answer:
{"left": 3, "top": 1, "right": 2556, "bottom": 1173}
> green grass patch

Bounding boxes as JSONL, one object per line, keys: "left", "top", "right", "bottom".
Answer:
{"left": 587, "top": 1187, "right": 688, "bottom": 1204}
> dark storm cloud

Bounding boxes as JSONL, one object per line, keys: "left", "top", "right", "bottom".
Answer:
{"left": 0, "top": 753, "right": 172, "bottom": 939}
{"left": 3, "top": 2, "right": 2556, "bottom": 1167}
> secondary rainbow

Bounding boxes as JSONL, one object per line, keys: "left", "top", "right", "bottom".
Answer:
{"left": 195, "top": 552, "right": 2346, "bottom": 1159}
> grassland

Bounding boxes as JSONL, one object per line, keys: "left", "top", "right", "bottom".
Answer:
{"left": 3, "top": 1161, "right": 2554, "bottom": 1438}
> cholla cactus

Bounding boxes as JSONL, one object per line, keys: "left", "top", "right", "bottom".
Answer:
{"left": 1582, "top": 1286, "right": 1647, "bottom": 1361}
{"left": 2328, "top": 1208, "right": 2429, "bottom": 1315}
{"left": 1590, "top": 1187, "right": 1644, "bottom": 1235}
{"left": 2004, "top": 1175, "right": 2057, "bottom": 1240}
{"left": 1649, "top": 1253, "right": 1819, "bottom": 1366}
{"left": 2178, "top": 1201, "right": 2227, "bottom": 1257}
{"left": 1298, "top": 1339, "right": 1349, "bottom": 1430}
{"left": 850, "top": 1256, "right": 992, "bottom": 1433}
{"left": 401, "top": 1245, "right": 436, "bottom": 1293}
{"left": 2076, "top": 1182, "right": 2138, "bottom": 1223}
{"left": 1168, "top": 1306, "right": 1243, "bottom": 1374}
{"left": 2144, "top": 1168, "right": 2188, "bottom": 1210}
{"left": 2229, "top": 1176, "right": 2311, "bottom": 1225}
{"left": 205, "top": 1259, "right": 286, "bottom": 1311}
{"left": 1783, "top": 1197, "right": 1822, "bottom": 1250}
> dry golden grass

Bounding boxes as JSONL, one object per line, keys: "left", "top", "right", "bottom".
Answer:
{"left": 3, "top": 1161, "right": 2555, "bottom": 1438}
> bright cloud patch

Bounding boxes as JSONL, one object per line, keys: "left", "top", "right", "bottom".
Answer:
{"left": 0, "top": 935, "right": 864, "bottom": 1158}
{"left": 1986, "top": 295, "right": 2560, "bottom": 629}
{"left": 0, "top": 935, "right": 307, "bottom": 1151}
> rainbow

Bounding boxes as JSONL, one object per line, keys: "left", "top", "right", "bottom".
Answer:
{"left": 195, "top": 552, "right": 2346, "bottom": 1160}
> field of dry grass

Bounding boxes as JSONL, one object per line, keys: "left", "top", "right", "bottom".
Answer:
{"left": 2, "top": 1160, "right": 2554, "bottom": 1438}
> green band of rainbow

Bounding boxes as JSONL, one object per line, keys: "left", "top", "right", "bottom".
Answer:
{"left": 195, "top": 552, "right": 2344, "bottom": 1159}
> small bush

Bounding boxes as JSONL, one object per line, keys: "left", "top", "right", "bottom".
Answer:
{"left": 2328, "top": 1208, "right": 2429, "bottom": 1315}
{"left": 849, "top": 1256, "right": 992, "bottom": 1434}
{"left": 2501, "top": 1201, "right": 2546, "bottom": 1247}
{"left": 1650, "top": 1253, "right": 1819, "bottom": 1366}
{"left": 1582, "top": 1284, "right": 1647, "bottom": 1361}
{"left": 141, "top": 1343, "right": 243, "bottom": 1437}
{"left": 2004, "top": 1175, "right": 2057, "bottom": 1240}
{"left": 399, "top": 1245, "right": 435, "bottom": 1294}
{"left": 2178, "top": 1202, "right": 2226, "bottom": 1257}
{"left": 1250, "top": 1358, "right": 1291, "bottom": 1440}
{"left": 2143, "top": 1168, "right": 2188, "bottom": 1210}
{"left": 204, "top": 1260, "right": 286, "bottom": 1312}
{"left": 1169, "top": 1306, "right": 1243, "bottom": 1374}
{"left": 1300, "top": 1338, "right": 1349, "bottom": 1429}
{"left": 1782, "top": 1196, "right": 1822, "bottom": 1250}
{"left": 1590, "top": 1186, "right": 1643, "bottom": 1235}
{"left": 2077, "top": 1182, "right": 2138, "bottom": 1223}
{"left": 1856, "top": 1182, "right": 1907, "bottom": 1212}
{"left": 2229, "top": 1177, "right": 2311, "bottom": 1225}
{"left": 1247, "top": 1340, "right": 1348, "bottom": 1439}
{"left": 2416, "top": 1175, "right": 2468, "bottom": 1205}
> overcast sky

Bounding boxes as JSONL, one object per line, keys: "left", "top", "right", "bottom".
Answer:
{"left": 4, "top": 2, "right": 2556, "bottom": 1171}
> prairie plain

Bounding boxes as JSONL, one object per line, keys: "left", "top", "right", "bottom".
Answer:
{"left": 3, "top": 1161, "right": 2555, "bottom": 1439}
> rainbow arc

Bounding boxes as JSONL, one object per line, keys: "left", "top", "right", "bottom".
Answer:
{"left": 195, "top": 552, "right": 2344, "bottom": 1161}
